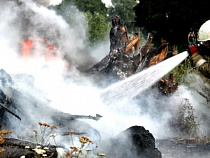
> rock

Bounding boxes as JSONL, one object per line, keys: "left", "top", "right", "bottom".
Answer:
{"left": 101, "top": 126, "right": 161, "bottom": 158}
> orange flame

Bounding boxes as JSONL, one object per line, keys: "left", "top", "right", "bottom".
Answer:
{"left": 44, "top": 43, "right": 57, "bottom": 60}
{"left": 21, "top": 39, "right": 33, "bottom": 57}
{"left": 43, "top": 38, "right": 58, "bottom": 60}
{"left": 21, "top": 38, "right": 58, "bottom": 60}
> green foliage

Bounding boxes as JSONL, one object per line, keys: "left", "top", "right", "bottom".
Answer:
{"left": 169, "top": 57, "right": 191, "bottom": 84}
{"left": 134, "top": 0, "right": 210, "bottom": 47}
{"left": 50, "top": 0, "right": 110, "bottom": 46}
{"left": 108, "top": 0, "right": 138, "bottom": 31}
{"left": 62, "top": 0, "right": 107, "bottom": 15}
{"left": 86, "top": 11, "right": 110, "bottom": 46}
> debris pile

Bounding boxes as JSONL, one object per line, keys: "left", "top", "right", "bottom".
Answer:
{"left": 85, "top": 16, "right": 178, "bottom": 95}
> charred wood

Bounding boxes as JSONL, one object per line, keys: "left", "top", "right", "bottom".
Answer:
{"left": 140, "top": 33, "right": 153, "bottom": 58}
{"left": 136, "top": 43, "right": 169, "bottom": 72}
{"left": 84, "top": 55, "right": 111, "bottom": 75}
{"left": 156, "top": 74, "right": 178, "bottom": 95}
{"left": 0, "top": 138, "right": 58, "bottom": 158}
{"left": 0, "top": 103, "right": 21, "bottom": 120}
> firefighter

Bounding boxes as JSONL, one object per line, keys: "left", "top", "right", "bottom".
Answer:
{"left": 188, "top": 28, "right": 196, "bottom": 46}
{"left": 188, "top": 20, "right": 210, "bottom": 79}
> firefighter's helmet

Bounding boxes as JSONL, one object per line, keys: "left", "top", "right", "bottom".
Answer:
{"left": 198, "top": 20, "right": 210, "bottom": 41}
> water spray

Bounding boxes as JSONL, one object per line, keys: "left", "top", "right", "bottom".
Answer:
{"left": 101, "top": 51, "right": 189, "bottom": 104}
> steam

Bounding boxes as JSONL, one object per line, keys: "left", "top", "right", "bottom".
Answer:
{"left": 0, "top": 0, "right": 62, "bottom": 6}
{"left": 180, "top": 73, "right": 210, "bottom": 135}
{"left": 0, "top": 0, "right": 107, "bottom": 145}
{"left": 0, "top": 0, "right": 97, "bottom": 73}
{"left": 102, "top": 0, "right": 112, "bottom": 7}
{"left": 0, "top": 1, "right": 209, "bottom": 157}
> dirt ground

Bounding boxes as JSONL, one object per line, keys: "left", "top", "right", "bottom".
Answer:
{"left": 157, "top": 138, "right": 210, "bottom": 158}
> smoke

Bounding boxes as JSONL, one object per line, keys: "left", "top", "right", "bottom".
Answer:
{"left": 179, "top": 73, "right": 210, "bottom": 135}
{"left": 32, "top": 0, "right": 62, "bottom": 6}
{"left": 0, "top": 0, "right": 209, "bottom": 157}
{"left": 0, "top": 0, "right": 97, "bottom": 72}
{"left": 0, "top": 0, "right": 107, "bottom": 149}
{"left": 0, "top": 0, "right": 92, "bottom": 135}
{"left": 0, "top": 0, "right": 62, "bottom": 6}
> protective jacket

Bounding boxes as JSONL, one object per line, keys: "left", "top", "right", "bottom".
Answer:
{"left": 191, "top": 53, "right": 210, "bottom": 79}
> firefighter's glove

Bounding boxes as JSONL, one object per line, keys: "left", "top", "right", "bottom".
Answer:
{"left": 188, "top": 44, "right": 199, "bottom": 56}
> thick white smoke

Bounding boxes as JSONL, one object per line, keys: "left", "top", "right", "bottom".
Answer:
{"left": 0, "top": 1, "right": 209, "bottom": 158}
{"left": 0, "top": 0, "right": 62, "bottom": 6}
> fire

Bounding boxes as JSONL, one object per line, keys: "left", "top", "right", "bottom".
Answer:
{"left": 21, "top": 39, "right": 33, "bottom": 57}
{"left": 21, "top": 37, "right": 58, "bottom": 60}
{"left": 20, "top": 37, "right": 70, "bottom": 70}
{"left": 44, "top": 42, "right": 57, "bottom": 60}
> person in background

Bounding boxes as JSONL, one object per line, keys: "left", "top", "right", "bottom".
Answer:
{"left": 188, "top": 28, "right": 196, "bottom": 46}
{"left": 188, "top": 20, "right": 210, "bottom": 79}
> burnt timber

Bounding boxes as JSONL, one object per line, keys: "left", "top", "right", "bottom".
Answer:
{"left": 85, "top": 16, "right": 178, "bottom": 95}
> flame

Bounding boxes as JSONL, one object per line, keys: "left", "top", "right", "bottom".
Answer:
{"left": 21, "top": 38, "right": 58, "bottom": 60}
{"left": 44, "top": 43, "right": 57, "bottom": 60}
{"left": 21, "top": 39, "right": 33, "bottom": 57}
{"left": 43, "top": 38, "right": 58, "bottom": 61}
{"left": 20, "top": 37, "right": 70, "bottom": 69}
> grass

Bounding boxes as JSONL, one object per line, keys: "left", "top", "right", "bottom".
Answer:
{"left": 30, "top": 122, "right": 106, "bottom": 158}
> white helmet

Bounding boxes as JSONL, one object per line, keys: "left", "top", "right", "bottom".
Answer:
{"left": 197, "top": 20, "right": 210, "bottom": 41}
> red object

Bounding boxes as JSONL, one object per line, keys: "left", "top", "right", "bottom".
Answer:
{"left": 188, "top": 44, "right": 198, "bottom": 56}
